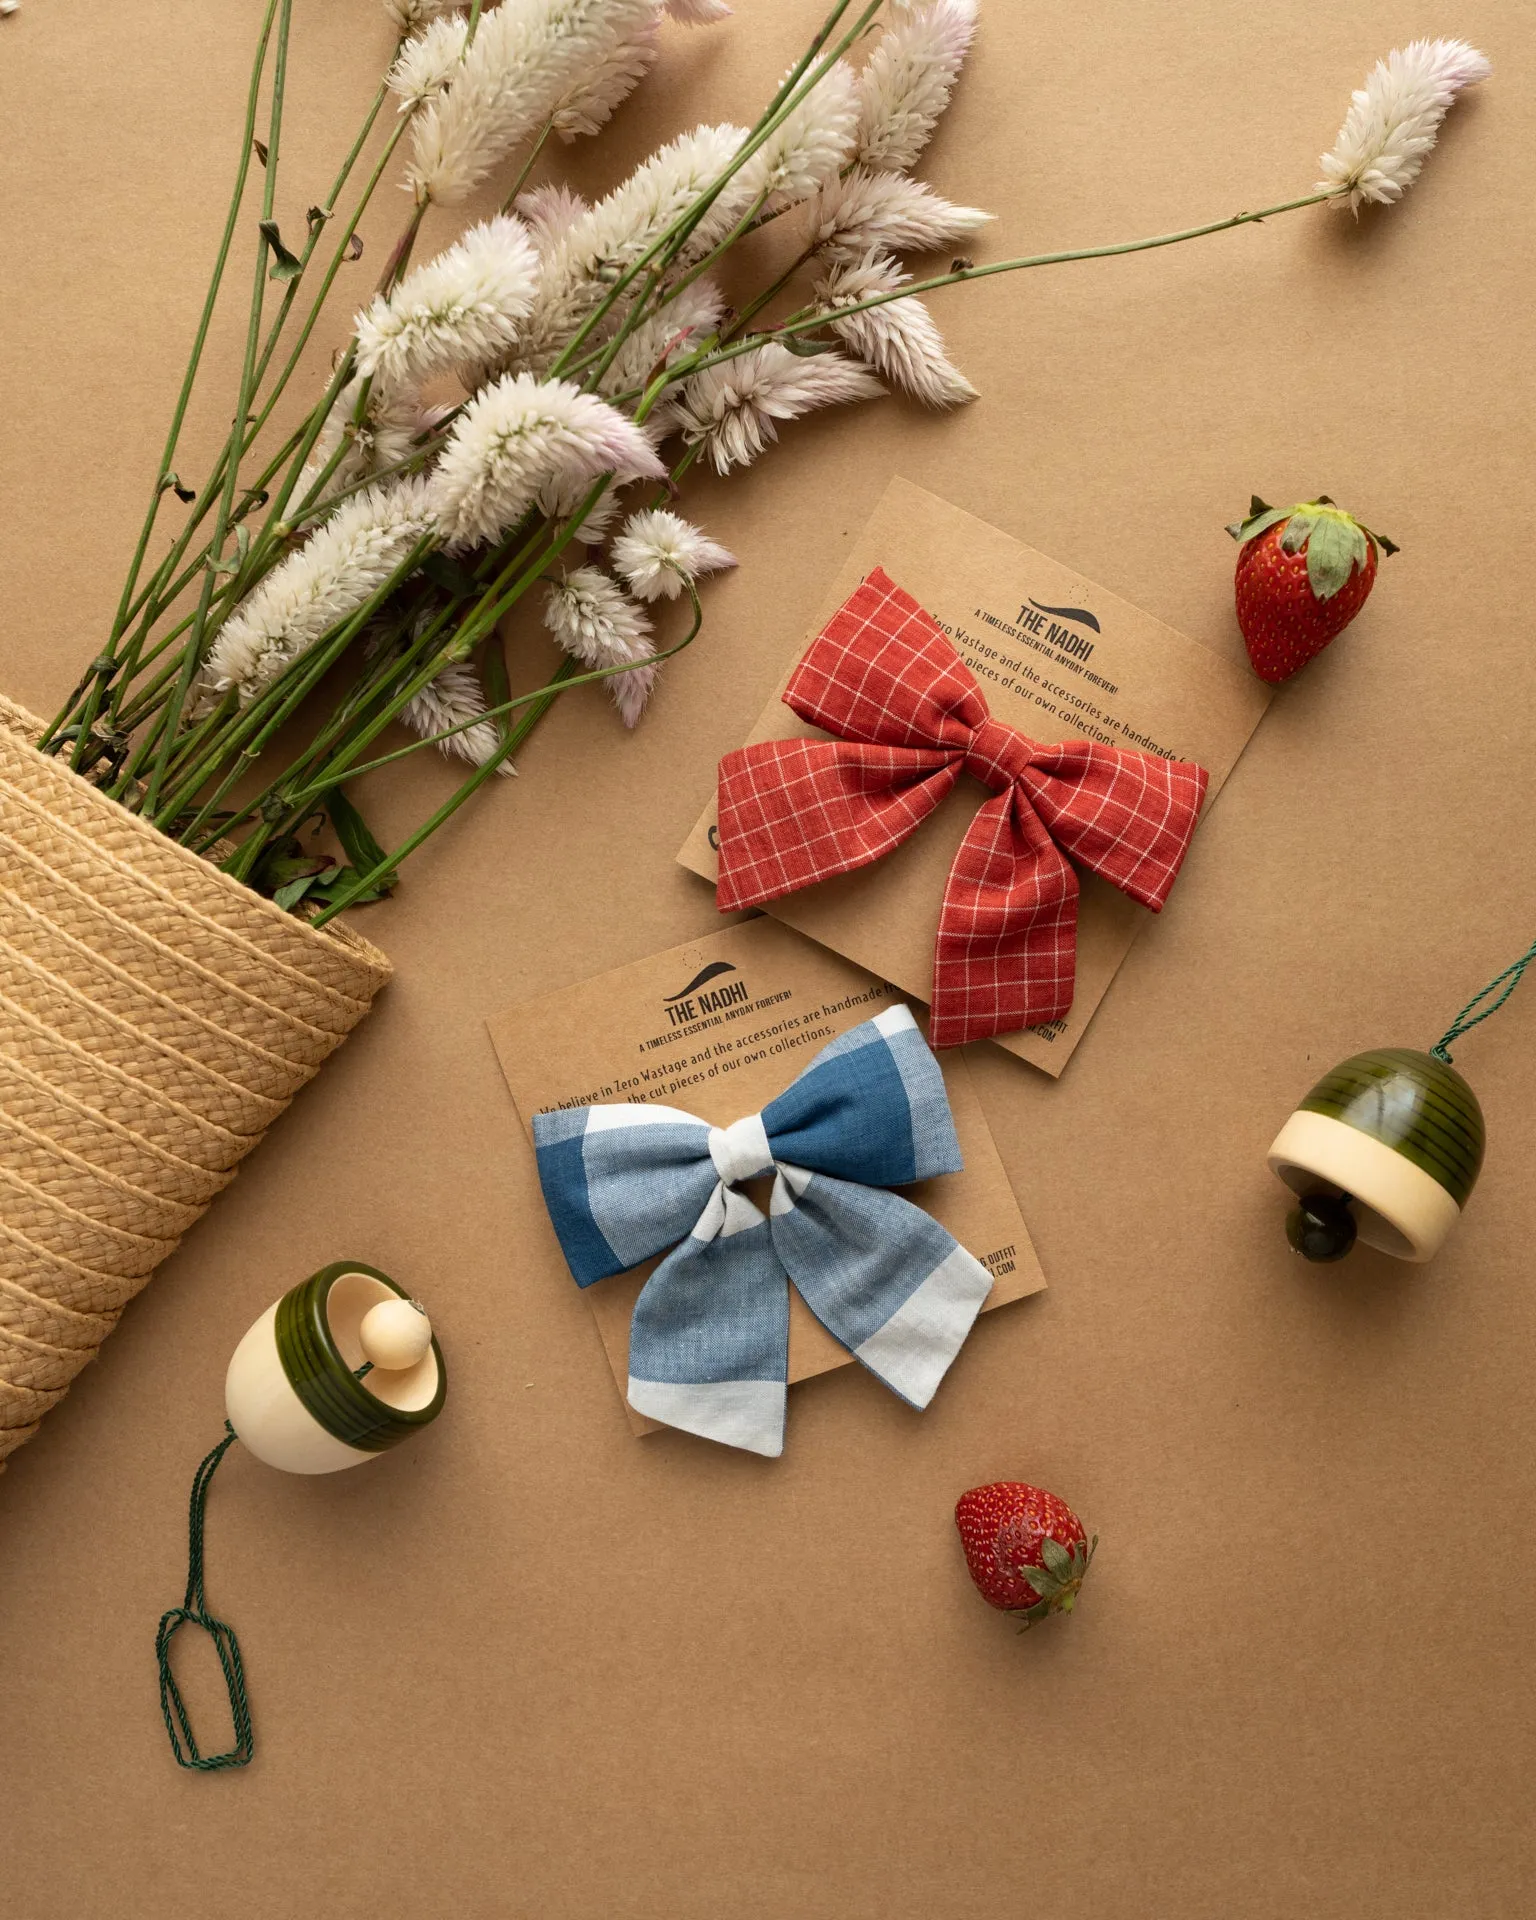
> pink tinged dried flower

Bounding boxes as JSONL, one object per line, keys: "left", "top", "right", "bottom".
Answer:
{"left": 201, "top": 477, "right": 437, "bottom": 706}
{"left": 533, "top": 470, "right": 623, "bottom": 545}
{"left": 516, "top": 183, "right": 592, "bottom": 253}
{"left": 667, "top": 340, "right": 885, "bottom": 475}
{"left": 388, "top": 14, "right": 470, "bottom": 110}
{"left": 607, "top": 652, "right": 656, "bottom": 727}
{"left": 551, "top": 17, "right": 659, "bottom": 140}
{"left": 663, "top": 0, "right": 730, "bottom": 21}
{"left": 300, "top": 378, "right": 441, "bottom": 503}
{"left": 402, "top": 660, "right": 515, "bottom": 772}
{"left": 810, "top": 167, "right": 991, "bottom": 263}
{"left": 815, "top": 253, "right": 976, "bottom": 409}
{"left": 854, "top": 0, "right": 978, "bottom": 173}
{"left": 543, "top": 566, "right": 658, "bottom": 725}
{"left": 354, "top": 215, "right": 540, "bottom": 392}
{"left": 1318, "top": 38, "right": 1490, "bottom": 212}
{"left": 735, "top": 60, "right": 860, "bottom": 214}
{"left": 596, "top": 275, "right": 726, "bottom": 399}
{"left": 407, "top": 0, "right": 659, "bottom": 206}
{"left": 612, "top": 508, "right": 736, "bottom": 601}
{"left": 426, "top": 372, "right": 664, "bottom": 551}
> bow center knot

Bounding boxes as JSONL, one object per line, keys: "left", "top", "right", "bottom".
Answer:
{"left": 963, "top": 716, "right": 1035, "bottom": 792}
{"left": 708, "top": 1111, "right": 774, "bottom": 1186}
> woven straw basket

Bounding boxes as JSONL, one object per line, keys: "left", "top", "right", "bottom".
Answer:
{"left": 0, "top": 697, "right": 391, "bottom": 1470}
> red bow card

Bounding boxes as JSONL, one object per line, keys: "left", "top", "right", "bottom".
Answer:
{"left": 679, "top": 479, "right": 1272, "bottom": 1076}
{"left": 715, "top": 569, "right": 1209, "bottom": 1047}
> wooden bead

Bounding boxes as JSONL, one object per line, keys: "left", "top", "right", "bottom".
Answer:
{"left": 359, "top": 1297, "right": 433, "bottom": 1372}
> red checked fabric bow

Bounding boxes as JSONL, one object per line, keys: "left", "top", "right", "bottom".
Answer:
{"left": 715, "top": 568, "right": 1210, "bottom": 1048}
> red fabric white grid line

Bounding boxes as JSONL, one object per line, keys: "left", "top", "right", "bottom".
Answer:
{"left": 715, "top": 568, "right": 1210, "bottom": 1048}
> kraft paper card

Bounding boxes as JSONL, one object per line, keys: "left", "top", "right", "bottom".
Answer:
{"left": 489, "top": 916, "right": 1044, "bottom": 1435}
{"left": 678, "top": 476, "right": 1272, "bottom": 1075}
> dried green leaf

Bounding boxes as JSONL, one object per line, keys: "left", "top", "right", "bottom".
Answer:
{"left": 259, "top": 218, "right": 304, "bottom": 283}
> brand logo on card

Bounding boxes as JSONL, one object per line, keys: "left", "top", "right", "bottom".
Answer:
{"left": 663, "top": 961, "right": 750, "bottom": 1027}
{"left": 1019, "top": 598, "right": 1098, "bottom": 661}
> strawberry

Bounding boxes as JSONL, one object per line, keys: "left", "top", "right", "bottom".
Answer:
{"left": 954, "top": 1481, "right": 1096, "bottom": 1628}
{"left": 1226, "top": 496, "right": 1397, "bottom": 685}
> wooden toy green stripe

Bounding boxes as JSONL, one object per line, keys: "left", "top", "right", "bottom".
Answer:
{"left": 274, "top": 1262, "right": 445, "bottom": 1452}
{"left": 1299, "top": 1049, "right": 1485, "bottom": 1208}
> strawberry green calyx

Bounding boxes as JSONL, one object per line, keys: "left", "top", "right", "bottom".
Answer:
{"left": 1009, "top": 1532, "right": 1098, "bottom": 1631}
{"left": 1225, "top": 495, "right": 1399, "bottom": 602}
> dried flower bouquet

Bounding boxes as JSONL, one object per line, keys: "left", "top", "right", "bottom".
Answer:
{"left": 40, "top": 4, "right": 1487, "bottom": 926}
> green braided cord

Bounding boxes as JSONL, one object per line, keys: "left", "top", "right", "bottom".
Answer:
{"left": 1431, "top": 934, "right": 1536, "bottom": 1065}
{"left": 155, "top": 1423, "right": 255, "bottom": 1772}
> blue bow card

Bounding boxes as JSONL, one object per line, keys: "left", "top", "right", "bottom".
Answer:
{"left": 534, "top": 1007, "right": 997, "bottom": 1456}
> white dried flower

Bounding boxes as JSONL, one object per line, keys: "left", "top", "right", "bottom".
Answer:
{"left": 596, "top": 275, "right": 725, "bottom": 399}
{"left": 734, "top": 60, "right": 859, "bottom": 216}
{"left": 809, "top": 168, "right": 990, "bottom": 262}
{"left": 544, "top": 566, "right": 657, "bottom": 725}
{"left": 551, "top": 17, "right": 658, "bottom": 139}
{"left": 407, "top": 0, "right": 658, "bottom": 206}
{"left": 612, "top": 508, "right": 736, "bottom": 601}
{"left": 201, "top": 478, "right": 437, "bottom": 705}
{"left": 427, "top": 372, "right": 664, "bottom": 550}
{"left": 385, "top": 0, "right": 457, "bottom": 29}
{"left": 355, "top": 216, "right": 540, "bottom": 393}
{"left": 816, "top": 253, "right": 975, "bottom": 409}
{"left": 1318, "top": 39, "right": 1490, "bottom": 212}
{"left": 666, "top": 341, "right": 885, "bottom": 474}
{"left": 663, "top": 0, "right": 730, "bottom": 21}
{"left": 388, "top": 14, "right": 470, "bottom": 110}
{"left": 854, "top": 0, "right": 977, "bottom": 173}
{"left": 514, "top": 123, "right": 746, "bottom": 372}
{"left": 402, "top": 659, "right": 515, "bottom": 771}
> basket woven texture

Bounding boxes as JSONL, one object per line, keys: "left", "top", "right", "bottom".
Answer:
{"left": 0, "top": 698, "right": 391, "bottom": 1468}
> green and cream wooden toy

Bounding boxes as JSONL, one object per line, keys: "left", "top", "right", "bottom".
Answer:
{"left": 156, "top": 1263, "right": 445, "bottom": 1770}
{"left": 1269, "top": 937, "right": 1535, "bottom": 1263}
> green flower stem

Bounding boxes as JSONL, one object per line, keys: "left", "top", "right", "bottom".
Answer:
{"left": 97, "top": 79, "right": 395, "bottom": 731}
{"left": 250, "top": 78, "right": 392, "bottom": 396}
{"left": 501, "top": 120, "right": 554, "bottom": 215}
{"left": 666, "top": 188, "right": 1347, "bottom": 390}
{"left": 52, "top": 0, "right": 286, "bottom": 764}
{"left": 139, "top": 0, "right": 294, "bottom": 817}
{"left": 104, "top": 81, "right": 401, "bottom": 728}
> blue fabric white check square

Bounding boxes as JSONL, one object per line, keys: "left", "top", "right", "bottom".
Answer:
{"left": 533, "top": 1007, "right": 995, "bottom": 1456}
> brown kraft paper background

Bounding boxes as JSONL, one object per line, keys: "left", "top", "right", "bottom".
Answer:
{"left": 489, "top": 917, "right": 1044, "bottom": 1432}
{"left": 679, "top": 476, "right": 1272, "bottom": 1073}
{"left": 3, "top": 4, "right": 1536, "bottom": 1917}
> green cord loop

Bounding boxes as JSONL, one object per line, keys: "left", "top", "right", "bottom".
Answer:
{"left": 1431, "top": 934, "right": 1536, "bottom": 1065}
{"left": 155, "top": 1423, "right": 254, "bottom": 1772}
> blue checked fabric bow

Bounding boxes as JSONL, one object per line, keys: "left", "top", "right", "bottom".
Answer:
{"left": 533, "top": 1007, "right": 994, "bottom": 1457}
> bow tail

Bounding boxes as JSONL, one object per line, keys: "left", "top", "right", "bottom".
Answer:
{"left": 626, "top": 1188, "right": 790, "bottom": 1457}
{"left": 929, "top": 789, "right": 1079, "bottom": 1048}
{"left": 769, "top": 1168, "right": 993, "bottom": 1409}
{"left": 716, "top": 740, "right": 960, "bottom": 910}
